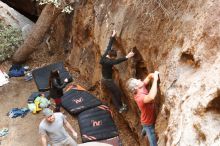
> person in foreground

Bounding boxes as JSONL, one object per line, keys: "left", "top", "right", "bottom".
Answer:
{"left": 100, "top": 30, "right": 134, "bottom": 113}
{"left": 127, "top": 71, "right": 159, "bottom": 146}
{"left": 39, "top": 108, "right": 78, "bottom": 146}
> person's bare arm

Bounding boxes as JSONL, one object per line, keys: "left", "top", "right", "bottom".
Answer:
{"left": 64, "top": 119, "right": 77, "bottom": 139}
{"left": 41, "top": 134, "right": 47, "bottom": 146}
{"left": 143, "top": 73, "right": 154, "bottom": 85}
{"left": 143, "top": 72, "right": 159, "bottom": 103}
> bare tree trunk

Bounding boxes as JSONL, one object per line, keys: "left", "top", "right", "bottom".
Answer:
{"left": 12, "top": 4, "right": 62, "bottom": 64}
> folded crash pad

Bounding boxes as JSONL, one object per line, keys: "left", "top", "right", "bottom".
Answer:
{"left": 61, "top": 89, "right": 102, "bottom": 115}
{"left": 32, "top": 62, "right": 72, "bottom": 91}
{"left": 78, "top": 105, "right": 119, "bottom": 142}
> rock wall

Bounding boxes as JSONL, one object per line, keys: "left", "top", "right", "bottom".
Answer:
{"left": 2, "top": 0, "right": 219, "bottom": 145}
{"left": 65, "top": 0, "right": 220, "bottom": 145}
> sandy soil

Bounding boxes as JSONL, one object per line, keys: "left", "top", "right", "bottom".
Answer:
{"left": 0, "top": 75, "right": 91, "bottom": 146}
{"left": 0, "top": 77, "right": 42, "bottom": 146}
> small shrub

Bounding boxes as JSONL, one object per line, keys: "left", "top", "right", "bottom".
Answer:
{"left": 0, "top": 22, "right": 23, "bottom": 62}
{"left": 36, "top": 0, "right": 74, "bottom": 14}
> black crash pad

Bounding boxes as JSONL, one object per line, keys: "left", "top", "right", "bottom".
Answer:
{"left": 61, "top": 89, "right": 102, "bottom": 115}
{"left": 78, "top": 105, "right": 119, "bottom": 142}
{"left": 32, "top": 62, "right": 72, "bottom": 92}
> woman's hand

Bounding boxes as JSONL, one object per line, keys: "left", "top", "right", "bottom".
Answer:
{"left": 64, "top": 78, "right": 68, "bottom": 83}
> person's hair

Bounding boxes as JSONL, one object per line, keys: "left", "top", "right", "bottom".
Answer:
{"left": 126, "top": 78, "right": 140, "bottom": 94}
{"left": 108, "top": 49, "right": 117, "bottom": 58}
{"left": 48, "top": 70, "right": 60, "bottom": 88}
{"left": 43, "top": 108, "right": 53, "bottom": 118}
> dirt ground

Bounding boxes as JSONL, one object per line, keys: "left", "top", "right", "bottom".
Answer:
{"left": 0, "top": 62, "right": 138, "bottom": 146}
{"left": 0, "top": 77, "right": 42, "bottom": 146}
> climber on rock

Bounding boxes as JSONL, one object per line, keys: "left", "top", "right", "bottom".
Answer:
{"left": 100, "top": 29, "right": 134, "bottom": 114}
{"left": 127, "top": 71, "right": 159, "bottom": 146}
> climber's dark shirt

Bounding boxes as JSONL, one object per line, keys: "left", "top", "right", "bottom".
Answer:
{"left": 100, "top": 37, "right": 127, "bottom": 79}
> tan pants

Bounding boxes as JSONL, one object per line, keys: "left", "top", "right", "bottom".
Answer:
{"left": 52, "top": 137, "right": 77, "bottom": 146}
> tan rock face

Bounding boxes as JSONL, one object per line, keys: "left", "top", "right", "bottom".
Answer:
{"left": 4, "top": 0, "right": 218, "bottom": 145}
{"left": 65, "top": 0, "right": 220, "bottom": 145}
